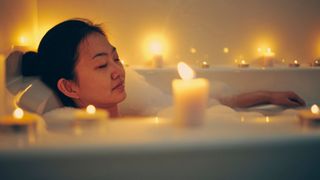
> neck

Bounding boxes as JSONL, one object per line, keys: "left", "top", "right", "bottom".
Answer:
{"left": 106, "top": 105, "right": 119, "bottom": 118}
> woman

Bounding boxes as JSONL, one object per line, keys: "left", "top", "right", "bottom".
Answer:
{"left": 21, "top": 19, "right": 305, "bottom": 117}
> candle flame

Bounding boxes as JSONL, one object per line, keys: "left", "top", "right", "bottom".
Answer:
{"left": 13, "top": 108, "right": 24, "bottom": 119}
{"left": 294, "top": 60, "right": 299, "bottom": 64}
{"left": 19, "top": 36, "right": 28, "bottom": 45}
{"left": 241, "top": 60, "right": 246, "bottom": 64}
{"left": 202, "top": 61, "right": 208, "bottom": 65}
{"left": 86, "top": 105, "right": 96, "bottom": 114}
{"left": 223, "top": 48, "right": 229, "bottom": 54}
{"left": 177, "top": 62, "right": 195, "bottom": 80}
{"left": 311, "top": 104, "right": 319, "bottom": 114}
{"left": 150, "top": 41, "right": 163, "bottom": 55}
{"left": 190, "top": 48, "right": 197, "bottom": 54}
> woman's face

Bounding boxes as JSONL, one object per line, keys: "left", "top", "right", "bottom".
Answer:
{"left": 73, "top": 32, "right": 126, "bottom": 108}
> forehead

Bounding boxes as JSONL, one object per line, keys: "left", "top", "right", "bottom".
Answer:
{"left": 78, "top": 32, "right": 113, "bottom": 56}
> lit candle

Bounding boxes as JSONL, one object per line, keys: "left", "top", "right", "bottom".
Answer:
{"left": 201, "top": 61, "right": 210, "bottom": 68}
{"left": 0, "top": 108, "right": 41, "bottom": 132}
{"left": 172, "top": 62, "right": 209, "bottom": 127}
{"left": 238, "top": 60, "right": 250, "bottom": 68}
{"left": 149, "top": 40, "right": 164, "bottom": 68}
{"left": 263, "top": 48, "right": 275, "bottom": 67}
{"left": 298, "top": 104, "right": 320, "bottom": 126}
{"left": 223, "top": 47, "right": 229, "bottom": 54}
{"left": 312, "top": 59, "right": 320, "bottom": 67}
{"left": 75, "top": 105, "right": 109, "bottom": 122}
{"left": 289, "top": 60, "right": 300, "bottom": 67}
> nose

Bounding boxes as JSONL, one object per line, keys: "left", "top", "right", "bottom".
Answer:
{"left": 111, "top": 72, "right": 119, "bottom": 80}
{"left": 111, "top": 64, "right": 124, "bottom": 80}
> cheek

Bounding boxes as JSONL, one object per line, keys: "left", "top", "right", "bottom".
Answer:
{"left": 78, "top": 72, "right": 113, "bottom": 99}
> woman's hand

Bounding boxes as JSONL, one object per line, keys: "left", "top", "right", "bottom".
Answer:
{"left": 269, "top": 91, "right": 306, "bottom": 107}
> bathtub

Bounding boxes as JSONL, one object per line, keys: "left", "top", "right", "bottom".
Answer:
{"left": 1, "top": 65, "right": 320, "bottom": 180}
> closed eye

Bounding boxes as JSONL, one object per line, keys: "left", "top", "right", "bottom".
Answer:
{"left": 98, "top": 64, "right": 108, "bottom": 69}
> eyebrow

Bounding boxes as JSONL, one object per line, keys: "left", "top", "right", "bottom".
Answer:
{"left": 92, "top": 47, "right": 117, "bottom": 59}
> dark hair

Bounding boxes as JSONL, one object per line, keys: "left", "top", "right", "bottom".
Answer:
{"left": 21, "top": 19, "right": 106, "bottom": 107}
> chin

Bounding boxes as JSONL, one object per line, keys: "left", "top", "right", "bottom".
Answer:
{"left": 118, "top": 91, "right": 127, "bottom": 102}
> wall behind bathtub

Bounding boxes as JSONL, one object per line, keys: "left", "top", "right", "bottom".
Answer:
{"left": 2, "top": 0, "right": 320, "bottom": 66}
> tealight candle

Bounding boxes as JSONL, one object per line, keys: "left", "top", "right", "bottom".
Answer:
{"left": 312, "top": 59, "right": 320, "bottom": 67}
{"left": 238, "top": 60, "right": 250, "bottom": 68}
{"left": 289, "top": 60, "right": 300, "bottom": 67}
{"left": 298, "top": 104, "right": 320, "bottom": 126}
{"left": 74, "top": 105, "right": 109, "bottom": 122}
{"left": 172, "top": 62, "right": 209, "bottom": 127}
{"left": 0, "top": 108, "right": 41, "bottom": 132}
{"left": 201, "top": 61, "right": 210, "bottom": 68}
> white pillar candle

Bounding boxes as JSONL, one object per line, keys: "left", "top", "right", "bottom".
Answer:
{"left": 172, "top": 62, "right": 209, "bottom": 127}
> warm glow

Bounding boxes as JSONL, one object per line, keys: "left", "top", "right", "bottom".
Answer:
{"left": 86, "top": 105, "right": 96, "bottom": 114}
{"left": 311, "top": 104, "right": 319, "bottom": 114}
{"left": 267, "top": 48, "right": 272, "bottom": 53}
{"left": 223, "top": 48, "right": 229, "bottom": 53}
{"left": 240, "top": 116, "right": 245, "bottom": 123}
{"left": 13, "top": 108, "right": 24, "bottom": 119}
{"left": 190, "top": 48, "right": 197, "bottom": 54}
{"left": 257, "top": 48, "right": 262, "bottom": 53}
{"left": 18, "top": 36, "right": 28, "bottom": 46}
{"left": 294, "top": 60, "right": 299, "bottom": 64}
{"left": 150, "top": 41, "right": 163, "bottom": 55}
{"left": 241, "top": 60, "right": 247, "bottom": 64}
{"left": 265, "top": 116, "right": 270, "bottom": 123}
{"left": 264, "top": 48, "right": 275, "bottom": 57}
{"left": 144, "top": 34, "right": 168, "bottom": 58}
{"left": 177, "top": 62, "right": 195, "bottom": 80}
{"left": 202, "top": 61, "right": 208, "bottom": 65}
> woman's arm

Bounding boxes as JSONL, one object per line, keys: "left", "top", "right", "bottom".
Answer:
{"left": 218, "top": 91, "right": 306, "bottom": 108}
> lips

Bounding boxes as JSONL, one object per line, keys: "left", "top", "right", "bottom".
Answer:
{"left": 112, "top": 81, "right": 125, "bottom": 91}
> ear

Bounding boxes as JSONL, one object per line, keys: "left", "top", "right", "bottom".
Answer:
{"left": 57, "top": 78, "right": 80, "bottom": 99}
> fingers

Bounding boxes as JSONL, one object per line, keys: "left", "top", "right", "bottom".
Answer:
{"left": 285, "top": 98, "right": 303, "bottom": 107}
{"left": 286, "top": 91, "right": 306, "bottom": 106}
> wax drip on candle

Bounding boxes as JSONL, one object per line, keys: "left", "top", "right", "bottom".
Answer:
{"left": 177, "top": 62, "right": 195, "bottom": 80}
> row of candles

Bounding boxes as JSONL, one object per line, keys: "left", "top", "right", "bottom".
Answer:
{"left": 0, "top": 61, "right": 319, "bottom": 132}
{"left": 151, "top": 55, "right": 320, "bottom": 69}
{"left": 200, "top": 59, "right": 320, "bottom": 69}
